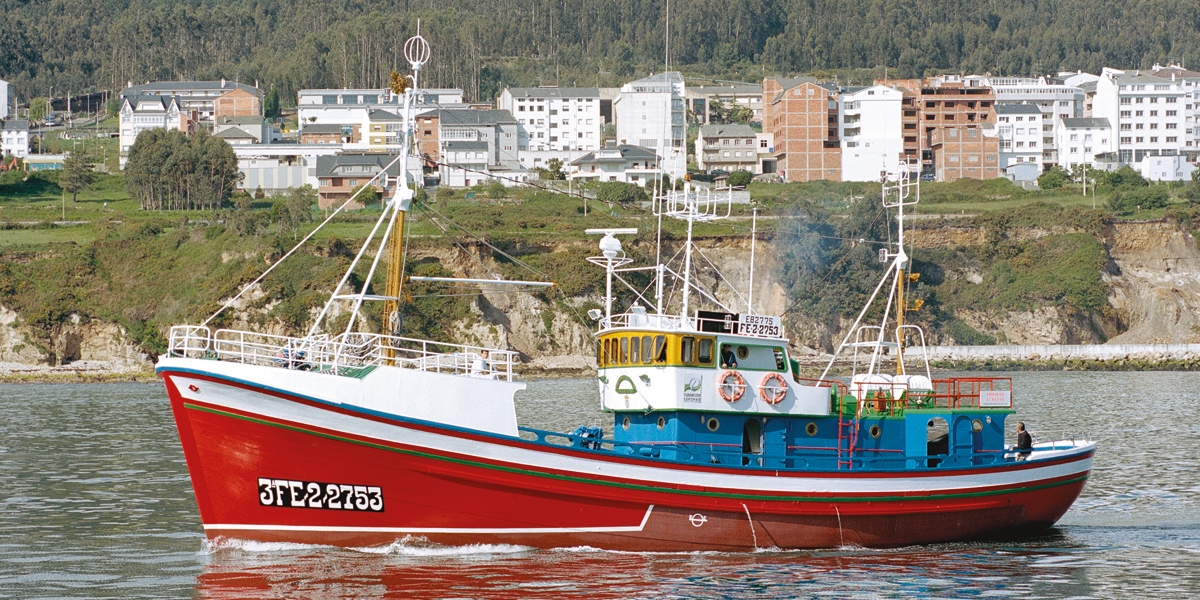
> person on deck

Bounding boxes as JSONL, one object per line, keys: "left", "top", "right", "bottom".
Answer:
{"left": 471, "top": 350, "right": 491, "bottom": 377}
{"left": 720, "top": 346, "right": 738, "bottom": 369}
{"left": 1015, "top": 422, "right": 1033, "bottom": 460}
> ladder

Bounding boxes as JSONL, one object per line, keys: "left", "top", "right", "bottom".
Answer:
{"left": 836, "top": 401, "right": 858, "bottom": 470}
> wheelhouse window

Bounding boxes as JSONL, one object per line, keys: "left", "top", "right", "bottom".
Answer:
{"left": 697, "top": 339, "right": 714, "bottom": 365}
{"left": 680, "top": 336, "right": 695, "bottom": 363}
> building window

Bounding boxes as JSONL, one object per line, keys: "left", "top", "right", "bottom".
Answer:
{"left": 1166, "top": 97, "right": 1178, "bottom": 103}
{"left": 1136, "top": 137, "right": 1144, "bottom": 143}
{"left": 1121, "top": 137, "right": 1131, "bottom": 144}
{"left": 1150, "top": 110, "right": 1158, "bottom": 117}
{"left": 1150, "top": 137, "right": 1158, "bottom": 143}
{"left": 1168, "top": 136, "right": 1178, "bottom": 142}
{"left": 1120, "top": 98, "right": 1131, "bottom": 105}
{"left": 1121, "top": 124, "right": 1131, "bottom": 130}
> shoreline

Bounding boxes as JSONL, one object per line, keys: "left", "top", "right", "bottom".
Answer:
{"left": 2, "top": 357, "right": 1196, "bottom": 384}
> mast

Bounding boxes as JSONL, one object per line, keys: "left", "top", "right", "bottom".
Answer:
{"left": 382, "top": 30, "right": 431, "bottom": 339}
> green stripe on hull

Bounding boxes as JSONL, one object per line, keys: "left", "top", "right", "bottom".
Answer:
{"left": 183, "top": 402, "right": 1087, "bottom": 504}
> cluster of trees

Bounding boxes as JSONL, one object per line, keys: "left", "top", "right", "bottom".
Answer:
{"left": 227, "top": 186, "right": 316, "bottom": 238}
{"left": 6, "top": 1, "right": 1200, "bottom": 103}
{"left": 124, "top": 130, "right": 240, "bottom": 210}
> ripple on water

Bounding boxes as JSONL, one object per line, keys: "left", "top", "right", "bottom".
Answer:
{"left": 0, "top": 375, "right": 1199, "bottom": 598}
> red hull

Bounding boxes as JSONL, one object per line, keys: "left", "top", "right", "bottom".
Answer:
{"left": 162, "top": 371, "right": 1092, "bottom": 551}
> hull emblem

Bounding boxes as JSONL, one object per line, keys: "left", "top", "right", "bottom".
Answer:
{"left": 689, "top": 513, "right": 708, "bottom": 527}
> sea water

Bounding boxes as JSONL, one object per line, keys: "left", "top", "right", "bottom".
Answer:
{"left": 0, "top": 372, "right": 1197, "bottom": 598}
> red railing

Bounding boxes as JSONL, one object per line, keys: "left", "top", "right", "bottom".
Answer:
{"left": 925, "top": 377, "right": 1013, "bottom": 409}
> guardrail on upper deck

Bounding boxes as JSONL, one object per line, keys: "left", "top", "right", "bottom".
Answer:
{"left": 167, "top": 325, "right": 517, "bottom": 381}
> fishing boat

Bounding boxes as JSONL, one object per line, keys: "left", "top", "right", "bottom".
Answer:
{"left": 157, "top": 34, "right": 1095, "bottom": 551}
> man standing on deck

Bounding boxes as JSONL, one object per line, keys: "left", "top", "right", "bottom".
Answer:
{"left": 1015, "top": 422, "right": 1033, "bottom": 460}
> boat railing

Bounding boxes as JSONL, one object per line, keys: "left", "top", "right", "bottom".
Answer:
{"left": 167, "top": 325, "right": 517, "bottom": 381}
{"left": 517, "top": 425, "right": 1046, "bottom": 470}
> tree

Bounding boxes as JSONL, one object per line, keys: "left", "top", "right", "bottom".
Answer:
{"left": 1037, "top": 166, "right": 1070, "bottom": 190}
{"left": 125, "top": 129, "right": 240, "bottom": 210}
{"left": 546, "top": 158, "right": 565, "bottom": 180}
{"left": 1107, "top": 186, "right": 1168, "bottom": 215}
{"left": 1102, "top": 165, "right": 1148, "bottom": 189}
{"left": 727, "top": 170, "right": 753, "bottom": 187}
{"left": 264, "top": 86, "right": 280, "bottom": 118}
{"left": 272, "top": 185, "right": 316, "bottom": 238}
{"left": 1180, "top": 168, "right": 1200, "bottom": 203}
{"left": 59, "top": 151, "right": 96, "bottom": 202}
{"left": 29, "top": 97, "right": 48, "bottom": 121}
{"left": 596, "top": 181, "right": 648, "bottom": 204}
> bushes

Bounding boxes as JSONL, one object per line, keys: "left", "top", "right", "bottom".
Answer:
{"left": 1037, "top": 166, "right": 1070, "bottom": 190}
{"left": 596, "top": 181, "right": 648, "bottom": 204}
{"left": 1107, "top": 186, "right": 1168, "bottom": 215}
{"left": 727, "top": 170, "right": 752, "bottom": 187}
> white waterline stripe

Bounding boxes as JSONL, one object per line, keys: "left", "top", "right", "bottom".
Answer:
{"left": 206, "top": 505, "right": 655, "bottom": 534}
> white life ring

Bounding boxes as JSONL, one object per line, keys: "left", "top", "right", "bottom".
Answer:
{"left": 759, "top": 373, "right": 788, "bottom": 404}
{"left": 717, "top": 370, "right": 747, "bottom": 403}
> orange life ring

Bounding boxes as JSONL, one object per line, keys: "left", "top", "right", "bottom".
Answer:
{"left": 760, "top": 372, "right": 788, "bottom": 404}
{"left": 717, "top": 370, "right": 746, "bottom": 403}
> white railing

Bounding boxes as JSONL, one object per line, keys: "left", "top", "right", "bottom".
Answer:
{"left": 167, "top": 325, "right": 517, "bottom": 381}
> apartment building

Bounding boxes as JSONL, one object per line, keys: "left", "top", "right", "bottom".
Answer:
{"left": 568, "top": 142, "right": 661, "bottom": 184}
{"left": 1093, "top": 69, "right": 1190, "bottom": 177}
{"left": 120, "top": 80, "right": 262, "bottom": 122}
{"left": 762, "top": 76, "right": 841, "bottom": 182}
{"left": 118, "top": 95, "right": 188, "bottom": 168}
{"left": 687, "top": 84, "right": 765, "bottom": 124}
{"left": 117, "top": 80, "right": 263, "bottom": 168}
{"left": 296, "top": 88, "right": 464, "bottom": 127}
{"left": 695, "top": 123, "right": 760, "bottom": 173}
{"left": 496, "top": 87, "right": 602, "bottom": 170}
{"left": 1056, "top": 118, "right": 1115, "bottom": 171}
{"left": 893, "top": 76, "right": 999, "bottom": 181}
{"left": 839, "top": 85, "right": 904, "bottom": 181}
{"left": 314, "top": 153, "right": 400, "bottom": 210}
{"left": 995, "top": 103, "right": 1044, "bottom": 167}
{"left": 615, "top": 72, "right": 687, "bottom": 180}
{"left": 438, "top": 109, "right": 526, "bottom": 187}
{"left": 1, "top": 119, "right": 29, "bottom": 158}
{"left": 0, "top": 78, "right": 10, "bottom": 119}
{"left": 982, "top": 76, "right": 1083, "bottom": 167}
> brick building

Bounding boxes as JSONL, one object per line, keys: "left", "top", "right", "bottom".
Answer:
{"left": 891, "top": 76, "right": 1000, "bottom": 181}
{"left": 214, "top": 88, "right": 262, "bottom": 118}
{"left": 762, "top": 77, "right": 841, "bottom": 182}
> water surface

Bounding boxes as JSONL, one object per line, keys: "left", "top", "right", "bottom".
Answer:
{"left": 1, "top": 372, "right": 1197, "bottom": 598}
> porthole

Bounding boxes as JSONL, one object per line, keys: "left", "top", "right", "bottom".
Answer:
{"left": 971, "top": 419, "right": 983, "bottom": 433}
{"left": 736, "top": 345, "right": 749, "bottom": 359}
{"left": 657, "top": 416, "right": 665, "bottom": 430}
{"left": 622, "top": 416, "right": 631, "bottom": 431}
{"left": 805, "top": 422, "right": 818, "bottom": 436}
{"left": 869, "top": 424, "right": 882, "bottom": 438}
{"left": 706, "top": 417, "right": 720, "bottom": 432}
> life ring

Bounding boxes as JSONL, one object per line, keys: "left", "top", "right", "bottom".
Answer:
{"left": 760, "top": 373, "right": 788, "bottom": 404}
{"left": 717, "top": 370, "right": 746, "bottom": 403}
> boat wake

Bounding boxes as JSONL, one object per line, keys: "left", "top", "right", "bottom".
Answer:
{"left": 353, "top": 536, "right": 533, "bottom": 557}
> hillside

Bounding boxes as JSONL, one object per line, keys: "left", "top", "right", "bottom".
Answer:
{"left": 5, "top": 0, "right": 1200, "bottom": 102}
{"left": 3, "top": 174, "right": 1200, "bottom": 375}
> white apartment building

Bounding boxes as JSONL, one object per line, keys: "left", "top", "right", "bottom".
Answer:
{"left": 0, "top": 79, "right": 10, "bottom": 119}
{"left": 839, "top": 84, "right": 904, "bottom": 181}
{"left": 1056, "top": 117, "right": 1115, "bottom": 171}
{"left": 568, "top": 142, "right": 661, "bottom": 184}
{"left": 1094, "top": 69, "right": 1190, "bottom": 177}
{"left": 615, "top": 72, "right": 687, "bottom": 180}
{"left": 496, "top": 87, "right": 602, "bottom": 170}
{"left": 296, "top": 88, "right": 462, "bottom": 129}
{"left": 118, "top": 95, "right": 186, "bottom": 168}
{"left": 1, "top": 119, "right": 29, "bottom": 158}
{"left": 995, "top": 103, "right": 1044, "bottom": 167}
{"left": 983, "top": 76, "right": 1083, "bottom": 167}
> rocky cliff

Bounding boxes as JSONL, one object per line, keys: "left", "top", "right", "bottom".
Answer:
{"left": 2, "top": 219, "right": 1197, "bottom": 375}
